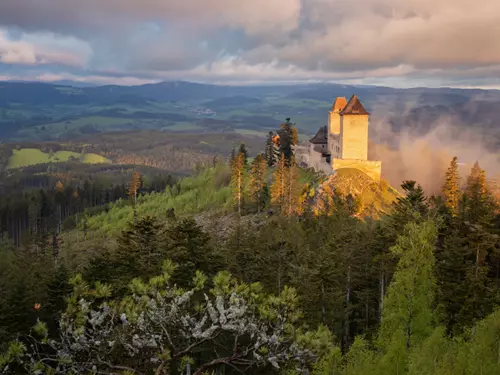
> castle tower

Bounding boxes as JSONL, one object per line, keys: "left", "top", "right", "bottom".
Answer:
{"left": 308, "top": 93, "right": 381, "bottom": 182}
{"left": 328, "top": 97, "right": 347, "bottom": 135}
{"left": 339, "top": 95, "right": 369, "bottom": 160}
{"left": 327, "top": 97, "right": 347, "bottom": 158}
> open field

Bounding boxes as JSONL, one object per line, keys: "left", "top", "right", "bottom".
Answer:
{"left": 7, "top": 148, "right": 110, "bottom": 169}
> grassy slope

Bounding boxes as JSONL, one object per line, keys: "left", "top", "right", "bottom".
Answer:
{"left": 83, "top": 164, "right": 398, "bottom": 237}
{"left": 7, "top": 148, "right": 110, "bottom": 169}
{"left": 86, "top": 165, "right": 233, "bottom": 235}
{"left": 329, "top": 168, "right": 400, "bottom": 213}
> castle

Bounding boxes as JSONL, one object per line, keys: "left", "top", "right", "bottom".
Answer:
{"left": 308, "top": 95, "right": 382, "bottom": 182}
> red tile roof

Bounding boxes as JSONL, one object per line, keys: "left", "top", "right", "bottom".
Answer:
{"left": 331, "top": 97, "right": 347, "bottom": 112}
{"left": 340, "top": 95, "right": 369, "bottom": 115}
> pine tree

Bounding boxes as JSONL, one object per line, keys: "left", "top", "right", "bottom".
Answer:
{"left": 465, "top": 161, "right": 494, "bottom": 224}
{"left": 55, "top": 181, "right": 64, "bottom": 234}
{"left": 249, "top": 154, "right": 267, "bottom": 213}
{"left": 436, "top": 218, "right": 498, "bottom": 336}
{"left": 387, "top": 180, "right": 428, "bottom": 236}
{"left": 44, "top": 265, "right": 72, "bottom": 332}
{"left": 265, "top": 131, "right": 278, "bottom": 167}
{"left": 162, "top": 218, "right": 222, "bottom": 287}
{"left": 231, "top": 152, "right": 246, "bottom": 215}
{"left": 377, "top": 220, "right": 438, "bottom": 374}
{"left": 279, "top": 118, "right": 299, "bottom": 167}
{"left": 238, "top": 143, "right": 249, "bottom": 166}
{"left": 230, "top": 146, "right": 236, "bottom": 163}
{"left": 128, "top": 169, "right": 142, "bottom": 222}
{"left": 271, "top": 153, "right": 287, "bottom": 212}
{"left": 283, "top": 160, "right": 302, "bottom": 217}
{"left": 111, "top": 216, "right": 163, "bottom": 292}
{"left": 442, "top": 156, "right": 461, "bottom": 217}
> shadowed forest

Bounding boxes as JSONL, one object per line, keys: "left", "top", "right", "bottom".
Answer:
{"left": 1, "top": 121, "right": 499, "bottom": 375}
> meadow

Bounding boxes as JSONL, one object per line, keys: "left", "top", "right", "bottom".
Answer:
{"left": 6, "top": 148, "right": 110, "bottom": 169}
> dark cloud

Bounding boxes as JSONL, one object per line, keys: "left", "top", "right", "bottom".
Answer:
{"left": 0, "top": 0, "right": 499, "bottom": 85}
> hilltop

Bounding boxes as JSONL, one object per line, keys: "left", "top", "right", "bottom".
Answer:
{"left": 75, "top": 164, "right": 398, "bottom": 241}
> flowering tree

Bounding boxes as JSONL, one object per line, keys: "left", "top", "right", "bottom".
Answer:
{"left": 2, "top": 260, "right": 330, "bottom": 374}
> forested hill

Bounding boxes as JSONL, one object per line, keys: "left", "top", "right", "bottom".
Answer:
{"left": 2, "top": 80, "right": 500, "bottom": 149}
{"left": 0, "top": 122, "right": 499, "bottom": 375}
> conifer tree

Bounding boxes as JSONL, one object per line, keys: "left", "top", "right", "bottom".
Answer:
{"left": 283, "top": 158, "right": 303, "bottom": 216}
{"left": 271, "top": 153, "right": 287, "bottom": 212}
{"left": 465, "top": 161, "right": 494, "bottom": 224}
{"left": 230, "top": 152, "right": 246, "bottom": 215}
{"left": 111, "top": 216, "right": 163, "bottom": 292}
{"left": 387, "top": 181, "right": 428, "bottom": 238}
{"left": 55, "top": 181, "right": 64, "bottom": 234}
{"left": 162, "top": 218, "right": 222, "bottom": 287}
{"left": 238, "top": 142, "right": 249, "bottom": 166}
{"left": 442, "top": 156, "right": 461, "bottom": 217}
{"left": 230, "top": 146, "right": 236, "bottom": 163}
{"left": 377, "top": 220, "right": 438, "bottom": 374}
{"left": 128, "top": 169, "right": 142, "bottom": 222}
{"left": 249, "top": 154, "right": 267, "bottom": 213}
{"left": 265, "top": 131, "right": 278, "bottom": 167}
{"left": 279, "top": 118, "right": 299, "bottom": 167}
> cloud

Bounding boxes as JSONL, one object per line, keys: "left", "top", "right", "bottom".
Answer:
{"left": 0, "top": 71, "right": 157, "bottom": 86}
{"left": 0, "top": 28, "right": 91, "bottom": 67}
{"left": 0, "top": 0, "right": 499, "bottom": 85}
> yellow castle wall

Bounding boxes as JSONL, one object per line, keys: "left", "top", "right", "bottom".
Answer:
{"left": 328, "top": 111, "right": 341, "bottom": 135}
{"left": 332, "top": 158, "right": 382, "bottom": 183}
{"left": 340, "top": 114, "right": 369, "bottom": 160}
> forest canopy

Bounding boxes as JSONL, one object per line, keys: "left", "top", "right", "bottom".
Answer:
{"left": 0, "top": 132, "right": 499, "bottom": 375}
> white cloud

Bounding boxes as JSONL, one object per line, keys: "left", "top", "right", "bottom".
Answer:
{"left": 1, "top": 0, "right": 500, "bottom": 85}
{"left": 0, "top": 29, "right": 91, "bottom": 66}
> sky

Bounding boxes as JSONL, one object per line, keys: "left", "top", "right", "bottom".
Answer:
{"left": 1, "top": 0, "right": 500, "bottom": 87}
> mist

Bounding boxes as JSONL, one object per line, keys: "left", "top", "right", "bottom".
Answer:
{"left": 369, "top": 120, "right": 500, "bottom": 195}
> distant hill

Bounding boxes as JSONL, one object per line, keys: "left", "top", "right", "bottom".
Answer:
{"left": 1, "top": 80, "right": 500, "bottom": 148}
{"left": 203, "top": 95, "right": 262, "bottom": 108}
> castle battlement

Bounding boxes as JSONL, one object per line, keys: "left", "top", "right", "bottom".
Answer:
{"left": 309, "top": 95, "right": 382, "bottom": 182}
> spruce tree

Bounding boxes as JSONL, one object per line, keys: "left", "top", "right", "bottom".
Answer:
{"left": 112, "top": 216, "right": 163, "bottom": 291}
{"left": 45, "top": 265, "right": 72, "bottom": 332}
{"left": 230, "top": 152, "right": 246, "bottom": 215}
{"left": 271, "top": 153, "right": 287, "bottom": 212}
{"left": 279, "top": 118, "right": 299, "bottom": 167}
{"left": 249, "top": 154, "right": 267, "bottom": 213}
{"left": 283, "top": 159, "right": 303, "bottom": 216}
{"left": 265, "top": 131, "right": 278, "bottom": 167}
{"left": 442, "top": 156, "right": 461, "bottom": 217}
{"left": 162, "top": 218, "right": 221, "bottom": 287}
{"left": 377, "top": 220, "right": 438, "bottom": 374}
{"left": 128, "top": 169, "right": 142, "bottom": 222}
{"left": 465, "top": 161, "right": 495, "bottom": 224}
{"left": 238, "top": 143, "right": 249, "bottom": 166}
{"left": 436, "top": 219, "right": 498, "bottom": 336}
{"left": 230, "top": 146, "right": 236, "bottom": 163}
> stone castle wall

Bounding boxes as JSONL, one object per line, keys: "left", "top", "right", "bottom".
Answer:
{"left": 332, "top": 158, "right": 382, "bottom": 182}
{"left": 340, "top": 114, "right": 369, "bottom": 160}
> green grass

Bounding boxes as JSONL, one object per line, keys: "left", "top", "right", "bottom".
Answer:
{"left": 7, "top": 148, "right": 110, "bottom": 169}
{"left": 86, "top": 165, "right": 233, "bottom": 235}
